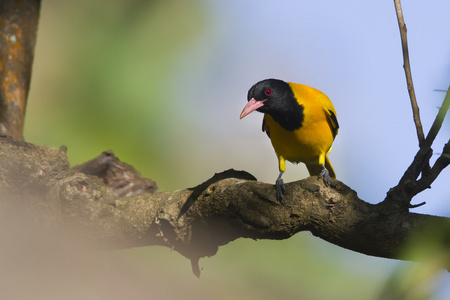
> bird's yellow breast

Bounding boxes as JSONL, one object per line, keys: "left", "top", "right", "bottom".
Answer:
{"left": 264, "top": 113, "right": 333, "bottom": 164}
{"left": 263, "top": 83, "right": 336, "bottom": 165}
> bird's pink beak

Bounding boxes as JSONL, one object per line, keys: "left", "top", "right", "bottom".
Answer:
{"left": 240, "top": 98, "right": 266, "bottom": 119}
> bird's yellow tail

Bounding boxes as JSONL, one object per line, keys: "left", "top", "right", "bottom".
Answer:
{"left": 306, "top": 155, "right": 336, "bottom": 178}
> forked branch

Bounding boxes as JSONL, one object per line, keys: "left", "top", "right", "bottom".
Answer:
{"left": 386, "top": 0, "right": 449, "bottom": 209}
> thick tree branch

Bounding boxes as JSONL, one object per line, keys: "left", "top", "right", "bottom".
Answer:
{"left": 1, "top": 136, "right": 450, "bottom": 277}
{"left": 0, "top": 0, "right": 40, "bottom": 140}
{"left": 393, "top": 0, "right": 424, "bottom": 144}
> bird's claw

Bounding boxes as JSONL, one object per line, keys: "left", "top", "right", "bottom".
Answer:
{"left": 318, "top": 166, "right": 330, "bottom": 186}
{"left": 275, "top": 176, "right": 286, "bottom": 204}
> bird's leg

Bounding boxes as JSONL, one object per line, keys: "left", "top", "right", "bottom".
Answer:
{"left": 318, "top": 164, "right": 330, "bottom": 186}
{"left": 275, "top": 171, "right": 286, "bottom": 204}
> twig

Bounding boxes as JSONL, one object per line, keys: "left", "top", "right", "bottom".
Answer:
{"left": 394, "top": 0, "right": 425, "bottom": 144}
{"left": 422, "top": 87, "right": 450, "bottom": 149}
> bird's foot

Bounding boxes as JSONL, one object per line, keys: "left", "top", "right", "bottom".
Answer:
{"left": 318, "top": 165, "right": 330, "bottom": 186}
{"left": 275, "top": 172, "right": 286, "bottom": 204}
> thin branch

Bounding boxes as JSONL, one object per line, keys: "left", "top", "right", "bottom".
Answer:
{"left": 393, "top": 0, "right": 425, "bottom": 144}
{"left": 423, "top": 87, "right": 450, "bottom": 149}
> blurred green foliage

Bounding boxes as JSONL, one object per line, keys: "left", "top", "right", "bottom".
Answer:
{"left": 26, "top": 0, "right": 206, "bottom": 191}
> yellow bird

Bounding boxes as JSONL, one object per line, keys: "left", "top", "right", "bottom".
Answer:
{"left": 240, "top": 79, "right": 339, "bottom": 203}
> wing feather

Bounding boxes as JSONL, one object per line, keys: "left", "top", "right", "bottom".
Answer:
{"left": 324, "top": 108, "right": 339, "bottom": 138}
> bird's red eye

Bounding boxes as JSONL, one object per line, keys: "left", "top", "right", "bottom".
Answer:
{"left": 265, "top": 88, "right": 272, "bottom": 96}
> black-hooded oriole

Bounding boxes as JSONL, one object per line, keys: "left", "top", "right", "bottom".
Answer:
{"left": 240, "top": 78, "right": 339, "bottom": 203}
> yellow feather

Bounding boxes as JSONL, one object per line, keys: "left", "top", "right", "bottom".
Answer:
{"left": 263, "top": 83, "right": 338, "bottom": 178}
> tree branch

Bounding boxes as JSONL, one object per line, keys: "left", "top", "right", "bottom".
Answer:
{"left": 1, "top": 135, "right": 450, "bottom": 277}
{"left": 385, "top": 87, "right": 450, "bottom": 208}
{"left": 382, "top": 1, "right": 450, "bottom": 211}
{"left": 422, "top": 87, "right": 450, "bottom": 150}
{"left": 411, "top": 141, "right": 450, "bottom": 196}
{"left": 0, "top": 0, "right": 41, "bottom": 140}
{"left": 393, "top": 0, "right": 424, "bottom": 144}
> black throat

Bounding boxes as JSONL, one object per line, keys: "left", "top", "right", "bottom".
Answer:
{"left": 268, "top": 96, "right": 304, "bottom": 131}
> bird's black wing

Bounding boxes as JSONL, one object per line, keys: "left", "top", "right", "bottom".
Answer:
{"left": 325, "top": 109, "right": 339, "bottom": 138}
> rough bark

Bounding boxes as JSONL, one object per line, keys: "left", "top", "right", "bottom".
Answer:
{"left": 1, "top": 135, "right": 449, "bottom": 277}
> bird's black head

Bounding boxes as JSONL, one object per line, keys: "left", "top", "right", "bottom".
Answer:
{"left": 240, "top": 78, "right": 304, "bottom": 130}
{"left": 246, "top": 78, "right": 293, "bottom": 114}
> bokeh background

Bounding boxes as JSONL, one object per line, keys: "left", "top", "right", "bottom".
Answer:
{"left": 22, "top": 0, "right": 450, "bottom": 299}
